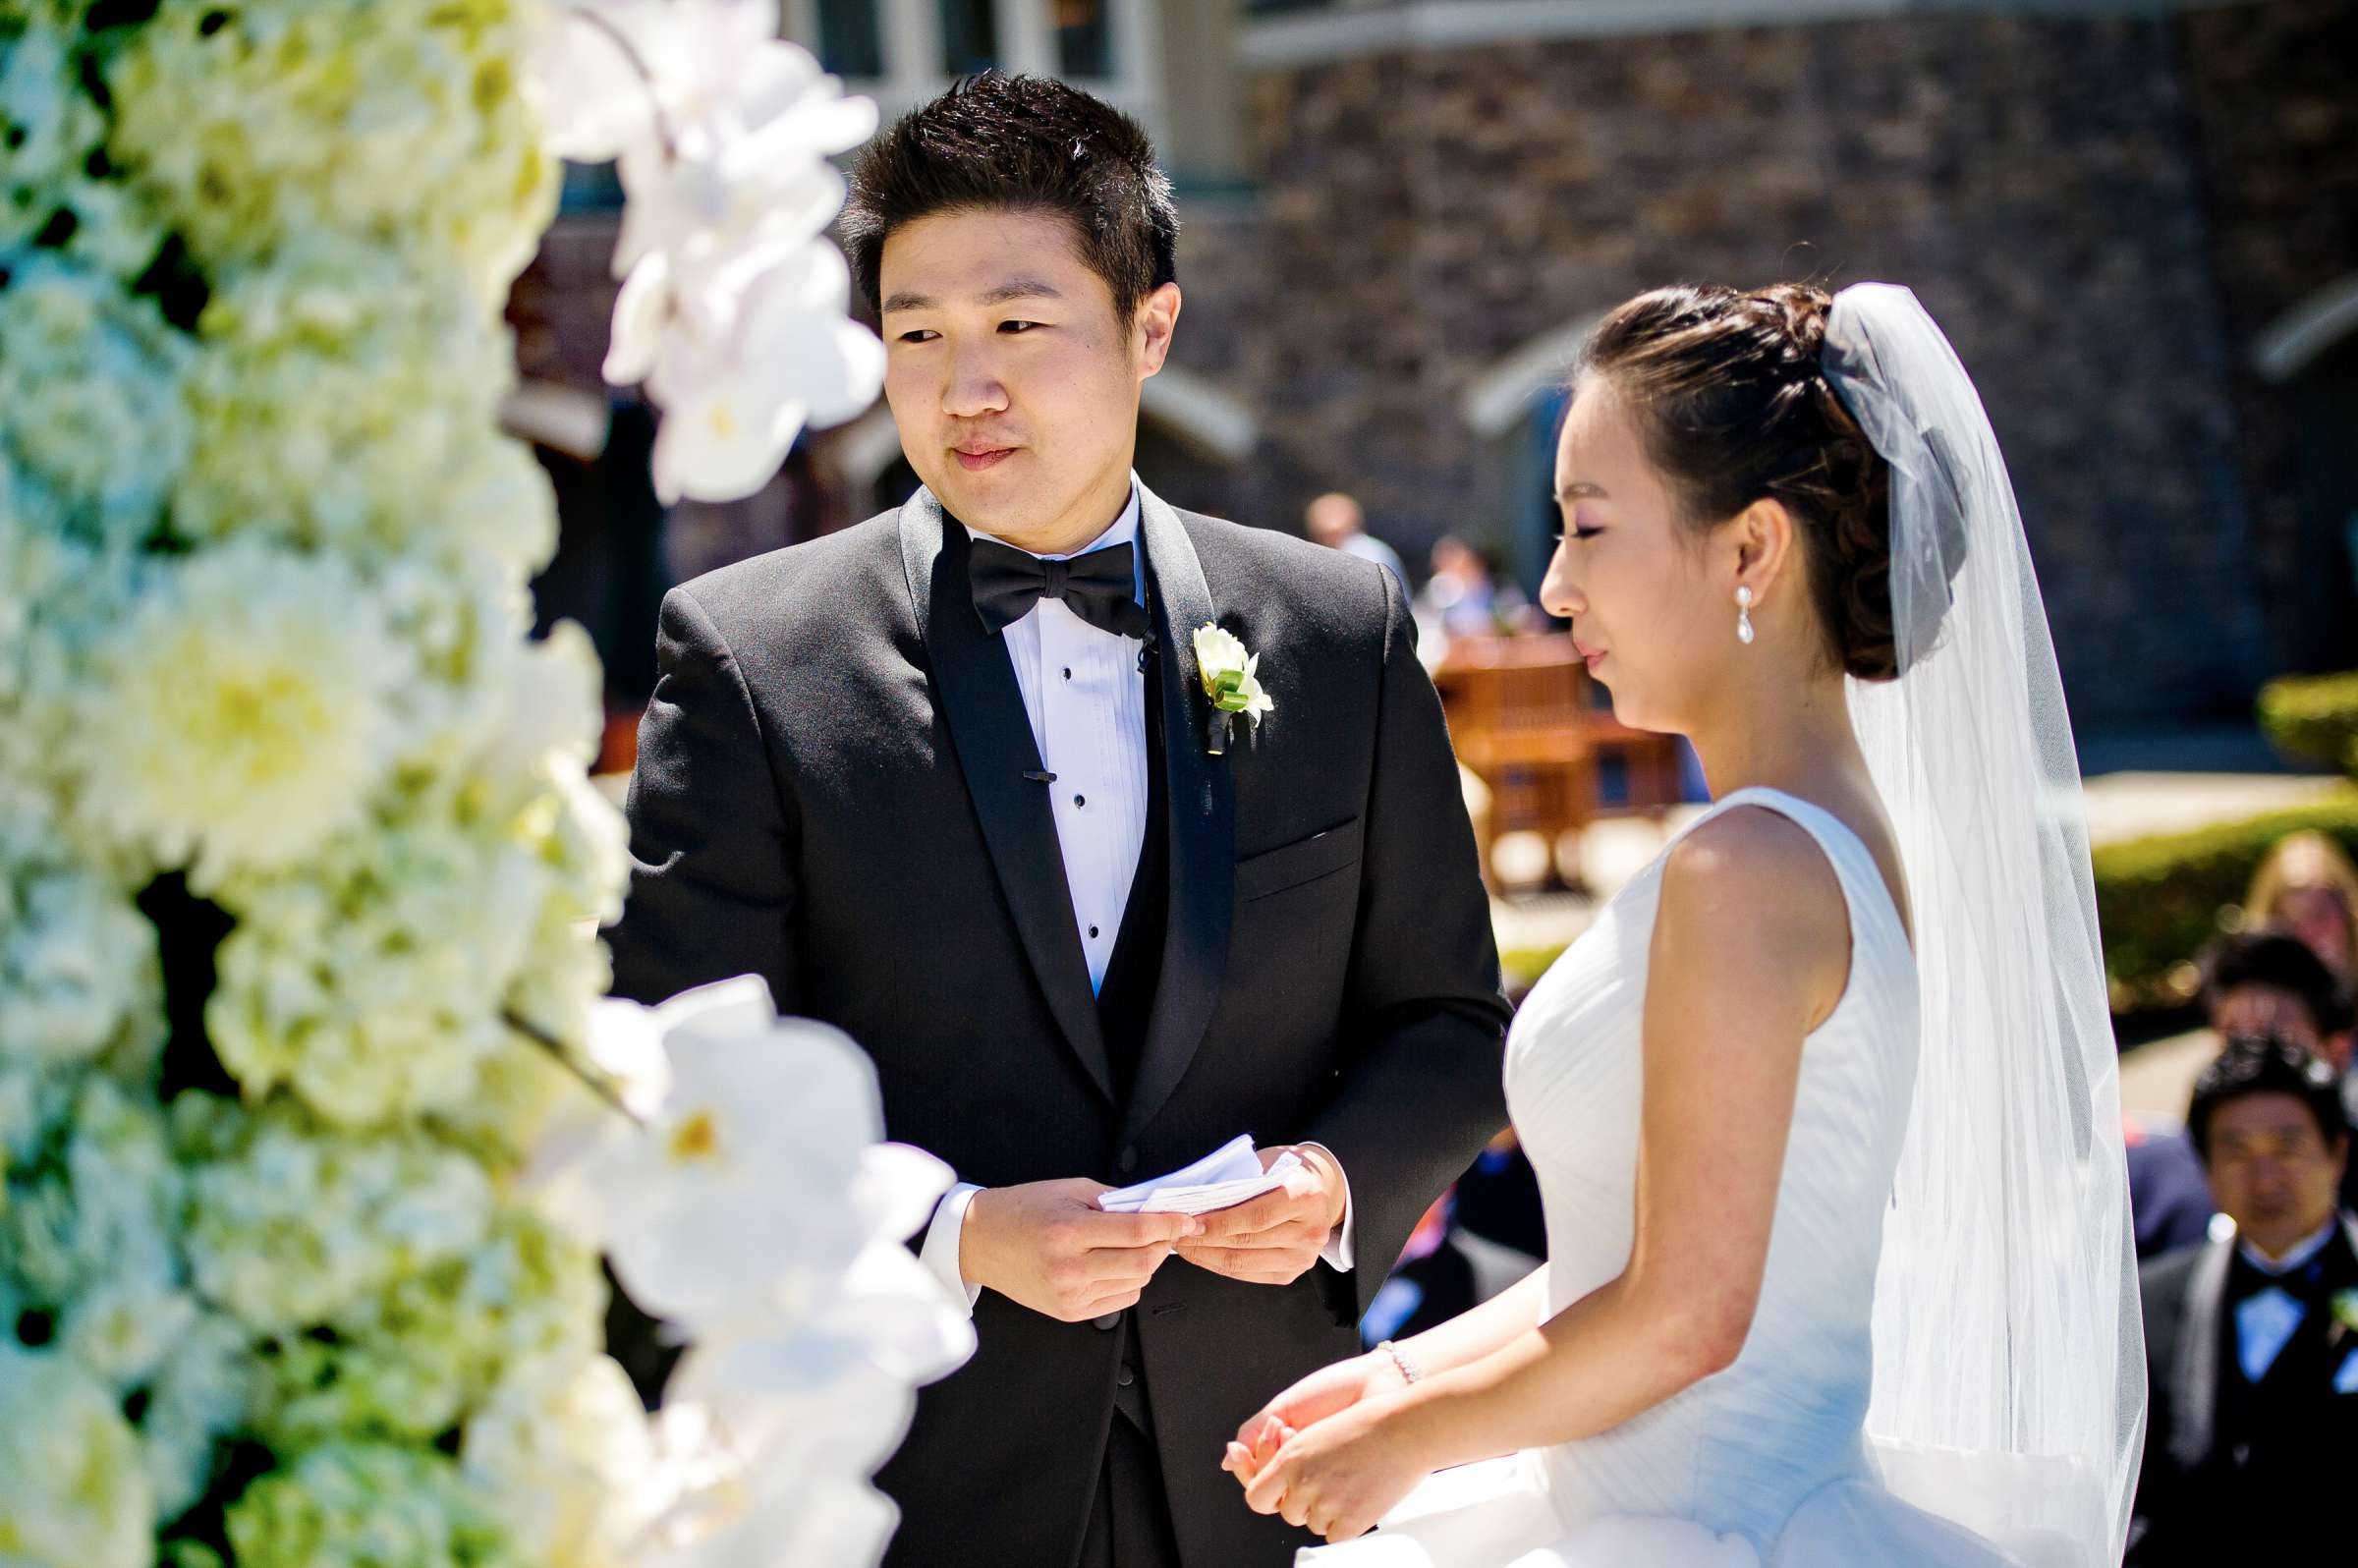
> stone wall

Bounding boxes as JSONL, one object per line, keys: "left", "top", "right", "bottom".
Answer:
{"left": 504, "top": 3, "right": 2358, "bottom": 729}
{"left": 1205, "top": 5, "right": 2358, "bottom": 727}
{"left": 2175, "top": 0, "right": 2358, "bottom": 675}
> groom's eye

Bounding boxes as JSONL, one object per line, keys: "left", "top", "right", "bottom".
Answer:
{"left": 999, "top": 319, "right": 1042, "bottom": 334}
{"left": 895, "top": 328, "right": 939, "bottom": 344}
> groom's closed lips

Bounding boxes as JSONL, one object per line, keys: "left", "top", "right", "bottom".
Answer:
{"left": 953, "top": 444, "right": 1019, "bottom": 473}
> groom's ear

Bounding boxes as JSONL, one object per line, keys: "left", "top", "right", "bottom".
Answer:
{"left": 1135, "top": 282, "right": 1183, "bottom": 379}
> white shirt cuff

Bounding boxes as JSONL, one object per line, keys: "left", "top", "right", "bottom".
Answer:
{"left": 1300, "top": 1143, "right": 1356, "bottom": 1272}
{"left": 920, "top": 1181, "right": 984, "bottom": 1313}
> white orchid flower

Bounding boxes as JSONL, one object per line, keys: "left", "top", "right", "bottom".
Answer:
{"left": 638, "top": 245, "right": 885, "bottom": 503}
{"left": 570, "top": 977, "right": 894, "bottom": 1331}
{"left": 524, "top": 0, "right": 674, "bottom": 162}
{"left": 527, "top": 1, "right": 882, "bottom": 502}
{"left": 607, "top": 24, "right": 876, "bottom": 285}
{"left": 626, "top": 1397, "right": 903, "bottom": 1568}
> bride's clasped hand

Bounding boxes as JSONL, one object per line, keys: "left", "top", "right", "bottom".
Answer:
{"left": 1221, "top": 1352, "right": 1421, "bottom": 1542}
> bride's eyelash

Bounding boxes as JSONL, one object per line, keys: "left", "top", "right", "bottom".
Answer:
{"left": 1556, "top": 526, "right": 1602, "bottom": 542}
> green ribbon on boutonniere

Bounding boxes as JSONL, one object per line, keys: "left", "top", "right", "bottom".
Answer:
{"left": 1193, "top": 623, "right": 1273, "bottom": 756}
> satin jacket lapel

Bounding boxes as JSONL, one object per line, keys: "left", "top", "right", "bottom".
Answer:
{"left": 2171, "top": 1237, "right": 2232, "bottom": 1471}
{"left": 897, "top": 490, "right": 1116, "bottom": 1104}
{"left": 1122, "top": 487, "right": 1236, "bottom": 1144}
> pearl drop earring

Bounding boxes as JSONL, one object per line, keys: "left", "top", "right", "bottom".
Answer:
{"left": 1736, "top": 586, "right": 1756, "bottom": 645}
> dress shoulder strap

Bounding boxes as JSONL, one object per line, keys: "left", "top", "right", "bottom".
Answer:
{"left": 1697, "top": 787, "right": 1910, "bottom": 956}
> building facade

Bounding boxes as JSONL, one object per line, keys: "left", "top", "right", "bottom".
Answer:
{"left": 514, "top": 0, "right": 2358, "bottom": 732}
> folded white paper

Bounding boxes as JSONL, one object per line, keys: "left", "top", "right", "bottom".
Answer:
{"left": 1098, "top": 1134, "right": 1302, "bottom": 1216}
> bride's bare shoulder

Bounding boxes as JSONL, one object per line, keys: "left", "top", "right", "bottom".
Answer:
{"left": 1653, "top": 808, "right": 1851, "bottom": 1024}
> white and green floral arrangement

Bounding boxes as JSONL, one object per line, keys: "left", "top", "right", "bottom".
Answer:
{"left": 0, "top": 4, "right": 964, "bottom": 1566}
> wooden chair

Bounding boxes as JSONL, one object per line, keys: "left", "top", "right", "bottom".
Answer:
{"left": 1432, "top": 636, "right": 1599, "bottom": 887}
{"left": 1582, "top": 709, "right": 1688, "bottom": 817}
{"left": 1434, "top": 635, "right": 1690, "bottom": 887}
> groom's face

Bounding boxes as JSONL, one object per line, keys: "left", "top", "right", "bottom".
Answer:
{"left": 879, "top": 207, "right": 1179, "bottom": 551}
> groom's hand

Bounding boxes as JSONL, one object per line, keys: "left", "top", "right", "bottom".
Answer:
{"left": 1175, "top": 1145, "right": 1348, "bottom": 1286}
{"left": 960, "top": 1178, "right": 1202, "bottom": 1323}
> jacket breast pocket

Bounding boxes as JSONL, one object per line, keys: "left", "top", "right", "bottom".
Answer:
{"left": 1235, "top": 817, "right": 1364, "bottom": 903}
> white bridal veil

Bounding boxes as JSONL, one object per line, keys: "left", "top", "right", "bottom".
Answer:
{"left": 1824, "top": 285, "right": 2146, "bottom": 1567}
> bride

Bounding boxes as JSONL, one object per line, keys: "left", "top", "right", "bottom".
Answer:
{"left": 1221, "top": 282, "right": 2145, "bottom": 1566}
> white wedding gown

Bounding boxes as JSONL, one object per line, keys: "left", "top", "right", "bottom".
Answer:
{"left": 1303, "top": 787, "right": 2028, "bottom": 1568}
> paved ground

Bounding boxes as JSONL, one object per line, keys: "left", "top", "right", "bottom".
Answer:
{"left": 2077, "top": 770, "right": 2345, "bottom": 846}
{"left": 2118, "top": 1027, "right": 2218, "bottom": 1126}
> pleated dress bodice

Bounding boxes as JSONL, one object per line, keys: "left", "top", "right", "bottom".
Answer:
{"left": 1502, "top": 786, "right": 1922, "bottom": 1545}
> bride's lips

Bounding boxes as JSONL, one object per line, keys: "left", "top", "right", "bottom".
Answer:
{"left": 1573, "top": 640, "right": 1608, "bottom": 670}
{"left": 952, "top": 445, "right": 1018, "bottom": 473}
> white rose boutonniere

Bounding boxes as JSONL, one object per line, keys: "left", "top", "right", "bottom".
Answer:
{"left": 1193, "top": 624, "right": 1274, "bottom": 756}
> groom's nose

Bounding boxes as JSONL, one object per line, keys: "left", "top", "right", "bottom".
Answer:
{"left": 943, "top": 345, "right": 1010, "bottom": 420}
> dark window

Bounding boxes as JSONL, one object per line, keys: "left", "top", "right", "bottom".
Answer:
{"left": 938, "top": 0, "right": 999, "bottom": 75}
{"left": 814, "top": 0, "right": 884, "bottom": 77}
{"left": 1055, "top": 0, "right": 1112, "bottom": 78}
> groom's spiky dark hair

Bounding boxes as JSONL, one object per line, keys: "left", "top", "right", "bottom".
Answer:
{"left": 841, "top": 73, "right": 1179, "bottom": 324}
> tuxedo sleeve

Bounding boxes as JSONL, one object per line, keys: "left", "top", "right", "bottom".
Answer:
{"left": 606, "top": 585, "right": 800, "bottom": 1013}
{"left": 1306, "top": 568, "right": 1511, "bottom": 1318}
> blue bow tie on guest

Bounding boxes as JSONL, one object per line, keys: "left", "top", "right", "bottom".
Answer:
{"left": 2225, "top": 1219, "right": 2344, "bottom": 1383}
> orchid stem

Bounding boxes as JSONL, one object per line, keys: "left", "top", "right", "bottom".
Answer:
{"left": 501, "top": 1006, "right": 648, "bottom": 1127}
{"left": 562, "top": 3, "right": 681, "bottom": 160}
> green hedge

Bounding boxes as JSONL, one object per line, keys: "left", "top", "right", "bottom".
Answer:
{"left": 1498, "top": 945, "right": 1565, "bottom": 995}
{"left": 2091, "top": 793, "right": 2358, "bottom": 1010}
{"left": 2259, "top": 671, "right": 2358, "bottom": 777}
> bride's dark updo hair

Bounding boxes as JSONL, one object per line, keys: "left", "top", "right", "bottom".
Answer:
{"left": 1577, "top": 282, "right": 1899, "bottom": 682}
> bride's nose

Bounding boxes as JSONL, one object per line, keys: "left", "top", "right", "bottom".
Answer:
{"left": 1540, "top": 538, "right": 1586, "bottom": 620}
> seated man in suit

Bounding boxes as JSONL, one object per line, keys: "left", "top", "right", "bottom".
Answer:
{"left": 2129, "top": 1033, "right": 2357, "bottom": 1566}
{"left": 2127, "top": 932, "right": 2349, "bottom": 1259}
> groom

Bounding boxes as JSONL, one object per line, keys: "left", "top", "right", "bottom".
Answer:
{"left": 607, "top": 74, "right": 1508, "bottom": 1568}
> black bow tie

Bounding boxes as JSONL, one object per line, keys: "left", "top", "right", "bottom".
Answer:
{"left": 969, "top": 536, "right": 1151, "bottom": 641}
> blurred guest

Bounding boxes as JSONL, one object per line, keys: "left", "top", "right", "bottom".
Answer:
{"left": 1416, "top": 533, "right": 1528, "bottom": 642}
{"left": 2128, "top": 932, "right": 2349, "bottom": 1258}
{"left": 1358, "top": 1192, "right": 1475, "bottom": 1347}
{"left": 2245, "top": 830, "right": 2358, "bottom": 982}
{"left": 1360, "top": 1134, "right": 1544, "bottom": 1349}
{"left": 2129, "top": 1034, "right": 2356, "bottom": 1567}
{"left": 1303, "top": 491, "right": 1407, "bottom": 593}
{"left": 1451, "top": 1131, "right": 1546, "bottom": 1262}
{"left": 2206, "top": 927, "right": 2348, "bottom": 1064}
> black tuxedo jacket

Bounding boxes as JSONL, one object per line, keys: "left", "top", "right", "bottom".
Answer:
{"left": 2129, "top": 1213, "right": 2358, "bottom": 1567}
{"left": 608, "top": 484, "right": 1511, "bottom": 1568}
